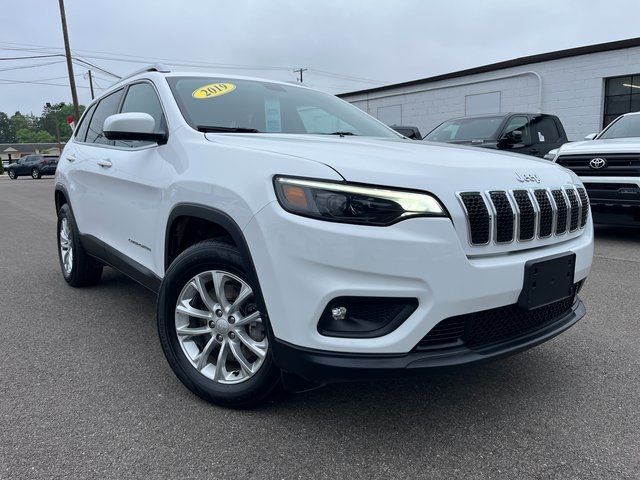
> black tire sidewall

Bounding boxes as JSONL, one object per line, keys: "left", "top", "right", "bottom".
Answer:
{"left": 32, "top": 168, "right": 40, "bottom": 179}
{"left": 157, "top": 241, "right": 280, "bottom": 407}
{"left": 57, "top": 204, "right": 78, "bottom": 282}
{"left": 8, "top": 170, "right": 16, "bottom": 179}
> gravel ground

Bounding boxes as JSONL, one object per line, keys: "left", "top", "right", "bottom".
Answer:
{"left": 1, "top": 177, "right": 639, "bottom": 479}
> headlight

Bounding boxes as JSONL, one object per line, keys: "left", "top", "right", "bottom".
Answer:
{"left": 273, "top": 176, "right": 447, "bottom": 226}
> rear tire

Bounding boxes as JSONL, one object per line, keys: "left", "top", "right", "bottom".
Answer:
{"left": 57, "top": 204, "right": 103, "bottom": 287}
{"left": 31, "top": 168, "right": 41, "bottom": 179}
{"left": 157, "top": 240, "right": 280, "bottom": 408}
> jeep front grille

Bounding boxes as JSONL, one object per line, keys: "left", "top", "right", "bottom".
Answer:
{"left": 458, "top": 186, "right": 588, "bottom": 246}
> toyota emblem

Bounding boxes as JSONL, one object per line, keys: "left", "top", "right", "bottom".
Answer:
{"left": 589, "top": 157, "right": 607, "bottom": 169}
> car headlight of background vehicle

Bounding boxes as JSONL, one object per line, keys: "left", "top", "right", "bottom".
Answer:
{"left": 273, "top": 176, "right": 448, "bottom": 226}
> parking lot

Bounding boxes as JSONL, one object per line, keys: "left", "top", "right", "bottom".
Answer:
{"left": 0, "top": 176, "right": 639, "bottom": 479}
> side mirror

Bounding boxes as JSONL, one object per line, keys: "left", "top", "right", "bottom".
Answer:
{"left": 103, "top": 112, "right": 167, "bottom": 144}
{"left": 584, "top": 133, "right": 597, "bottom": 140}
{"left": 500, "top": 129, "right": 523, "bottom": 146}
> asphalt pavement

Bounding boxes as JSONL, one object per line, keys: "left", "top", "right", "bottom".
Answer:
{"left": 1, "top": 176, "right": 639, "bottom": 479}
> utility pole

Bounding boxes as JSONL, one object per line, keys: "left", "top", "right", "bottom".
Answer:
{"left": 58, "top": 0, "right": 80, "bottom": 122}
{"left": 87, "top": 70, "right": 95, "bottom": 99}
{"left": 293, "top": 67, "right": 308, "bottom": 83}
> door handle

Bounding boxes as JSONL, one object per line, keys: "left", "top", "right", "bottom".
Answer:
{"left": 97, "top": 159, "right": 112, "bottom": 168}
{"left": 66, "top": 155, "right": 76, "bottom": 162}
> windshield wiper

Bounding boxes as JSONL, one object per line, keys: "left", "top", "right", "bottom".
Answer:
{"left": 197, "top": 125, "right": 261, "bottom": 133}
{"left": 325, "top": 131, "right": 357, "bottom": 136}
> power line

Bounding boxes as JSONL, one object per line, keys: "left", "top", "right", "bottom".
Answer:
{"left": 0, "top": 40, "right": 389, "bottom": 86}
{"left": 0, "top": 78, "right": 95, "bottom": 89}
{"left": 0, "top": 60, "right": 66, "bottom": 72}
{"left": 0, "top": 54, "right": 64, "bottom": 61}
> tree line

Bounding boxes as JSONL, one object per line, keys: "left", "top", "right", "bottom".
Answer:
{"left": 0, "top": 102, "right": 86, "bottom": 144}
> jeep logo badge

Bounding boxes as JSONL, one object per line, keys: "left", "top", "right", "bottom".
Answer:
{"left": 589, "top": 157, "right": 607, "bottom": 169}
{"left": 515, "top": 173, "right": 541, "bottom": 184}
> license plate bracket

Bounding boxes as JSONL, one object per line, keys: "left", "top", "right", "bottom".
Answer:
{"left": 518, "top": 252, "right": 576, "bottom": 311}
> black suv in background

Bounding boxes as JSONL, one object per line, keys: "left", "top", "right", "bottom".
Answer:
{"left": 423, "top": 113, "right": 568, "bottom": 158}
{"left": 7, "top": 155, "right": 59, "bottom": 179}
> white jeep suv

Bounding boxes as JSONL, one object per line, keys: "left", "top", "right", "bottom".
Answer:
{"left": 552, "top": 111, "right": 640, "bottom": 226}
{"left": 55, "top": 66, "right": 593, "bottom": 407}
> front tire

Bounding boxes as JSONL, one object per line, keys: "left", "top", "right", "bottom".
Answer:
{"left": 8, "top": 169, "right": 16, "bottom": 179}
{"left": 157, "top": 240, "right": 280, "bottom": 408}
{"left": 31, "top": 168, "right": 41, "bottom": 179}
{"left": 57, "top": 204, "right": 103, "bottom": 287}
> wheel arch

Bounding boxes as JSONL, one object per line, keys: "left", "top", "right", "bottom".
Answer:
{"left": 54, "top": 184, "right": 71, "bottom": 213}
{"left": 164, "top": 203, "right": 272, "bottom": 328}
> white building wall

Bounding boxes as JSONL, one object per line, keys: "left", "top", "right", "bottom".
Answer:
{"left": 341, "top": 46, "right": 640, "bottom": 141}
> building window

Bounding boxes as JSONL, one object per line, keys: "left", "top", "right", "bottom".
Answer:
{"left": 377, "top": 104, "right": 402, "bottom": 126}
{"left": 603, "top": 75, "right": 640, "bottom": 128}
{"left": 465, "top": 91, "right": 501, "bottom": 116}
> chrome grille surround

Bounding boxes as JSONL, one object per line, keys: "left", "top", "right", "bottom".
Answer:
{"left": 458, "top": 185, "right": 588, "bottom": 246}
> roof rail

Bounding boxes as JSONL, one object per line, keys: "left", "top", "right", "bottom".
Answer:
{"left": 110, "top": 64, "right": 171, "bottom": 86}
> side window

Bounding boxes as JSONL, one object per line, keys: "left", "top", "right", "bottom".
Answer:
{"left": 503, "top": 116, "right": 531, "bottom": 144}
{"left": 86, "top": 88, "right": 125, "bottom": 146}
{"left": 118, "top": 82, "right": 166, "bottom": 147}
{"left": 74, "top": 103, "right": 97, "bottom": 142}
{"left": 531, "top": 116, "right": 561, "bottom": 143}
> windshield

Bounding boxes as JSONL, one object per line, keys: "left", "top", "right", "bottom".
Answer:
{"left": 167, "top": 76, "right": 398, "bottom": 138}
{"left": 424, "top": 116, "right": 503, "bottom": 142}
{"left": 598, "top": 114, "right": 640, "bottom": 139}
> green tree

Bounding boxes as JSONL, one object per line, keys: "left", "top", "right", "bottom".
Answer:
{"left": 16, "top": 128, "right": 55, "bottom": 143}
{"left": 10, "top": 112, "right": 37, "bottom": 133}
{"left": 40, "top": 102, "right": 85, "bottom": 142}
{"left": 0, "top": 112, "right": 16, "bottom": 142}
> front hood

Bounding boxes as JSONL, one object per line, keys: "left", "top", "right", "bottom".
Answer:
{"left": 206, "top": 133, "right": 574, "bottom": 191}
{"left": 206, "top": 133, "right": 585, "bottom": 257}
{"left": 558, "top": 137, "right": 640, "bottom": 155}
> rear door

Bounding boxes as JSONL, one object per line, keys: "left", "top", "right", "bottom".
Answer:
{"left": 528, "top": 115, "right": 565, "bottom": 157}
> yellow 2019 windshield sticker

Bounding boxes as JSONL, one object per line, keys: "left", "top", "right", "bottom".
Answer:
{"left": 192, "top": 83, "right": 236, "bottom": 99}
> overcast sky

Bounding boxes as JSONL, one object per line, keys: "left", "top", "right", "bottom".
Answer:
{"left": 1, "top": 0, "right": 639, "bottom": 116}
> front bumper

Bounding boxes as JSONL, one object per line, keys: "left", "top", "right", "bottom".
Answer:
{"left": 244, "top": 202, "right": 593, "bottom": 354}
{"left": 272, "top": 297, "right": 585, "bottom": 382}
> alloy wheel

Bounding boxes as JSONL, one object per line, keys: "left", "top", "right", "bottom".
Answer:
{"left": 175, "top": 270, "right": 268, "bottom": 384}
{"left": 59, "top": 217, "right": 74, "bottom": 275}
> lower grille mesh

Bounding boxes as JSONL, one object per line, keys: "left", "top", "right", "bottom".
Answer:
{"left": 416, "top": 289, "right": 577, "bottom": 351}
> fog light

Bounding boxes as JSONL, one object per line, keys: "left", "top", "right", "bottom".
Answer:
{"left": 331, "top": 306, "right": 348, "bottom": 321}
{"left": 318, "top": 297, "right": 418, "bottom": 338}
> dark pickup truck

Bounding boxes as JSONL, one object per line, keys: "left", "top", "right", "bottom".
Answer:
{"left": 423, "top": 113, "right": 568, "bottom": 158}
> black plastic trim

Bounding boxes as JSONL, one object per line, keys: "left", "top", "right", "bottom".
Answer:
{"left": 272, "top": 298, "right": 586, "bottom": 383}
{"left": 80, "top": 234, "right": 161, "bottom": 293}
